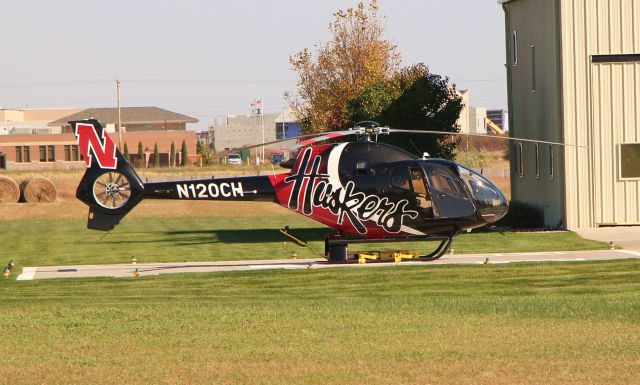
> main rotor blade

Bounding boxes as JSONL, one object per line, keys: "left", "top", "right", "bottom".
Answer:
{"left": 232, "top": 130, "right": 355, "bottom": 151}
{"left": 388, "top": 129, "right": 590, "bottom": 149}
{"left": 289, "top": 130, "right": 355, "bottom": 149}
{"left": 231, "top": 131, "right": 340, "bottom": 151}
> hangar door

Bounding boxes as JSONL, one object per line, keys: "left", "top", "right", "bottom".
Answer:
{"left": 591, "top": 60, "right": 640, "bottom": 225}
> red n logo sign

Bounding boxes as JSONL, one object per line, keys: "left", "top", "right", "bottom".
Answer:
{"left": 74, "top": 123, "right": 118, "bottom": 169}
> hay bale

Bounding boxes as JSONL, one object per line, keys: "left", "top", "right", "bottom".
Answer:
{"left": 0, "top": 176, "right": 20, "bottom": 203}
{"left": 19, "top": 176, "right": 57, "bottom": 203}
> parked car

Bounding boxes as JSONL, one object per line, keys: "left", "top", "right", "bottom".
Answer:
{"left": 270, "top": 150, "right": 290, "bottom": 165}
{"left": 227, "top": 153, "right": 242, "bottom": 165}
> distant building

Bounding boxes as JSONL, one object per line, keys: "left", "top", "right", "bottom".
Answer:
{"left": 0, "top": 106, "right": 199, "bottom": 169}
{"left": 0, "top": 131, "right": 198, "bottom": 170}
{"left": 274, "top": 108, "right": 302, "bottom": 140}
{"left": 456, "top": 90, "right": 470, "bottom": 134}
{"left": 0, "top": 108, "right": 84, "bottom": 135}
{"left": 468, "top": 107, "right": 487, "bottom": 135}
{"left": 209, "top": 113, "right": 279, "bottom": 152}
{"left": 50, "top": 107, "right": 198, "bottom": 133}
{"left": 456, "top": 91, "right": 500, "bottom": 135}
{"left": 196, "top": 131, "right": 211, "bottom": 148}
{"left": 486, "top": 109, "right": 509, "bottom": 132}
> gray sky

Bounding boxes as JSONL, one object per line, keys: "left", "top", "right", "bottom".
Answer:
{"left": 0, "top": 0, "right": 507, "bottom": 131}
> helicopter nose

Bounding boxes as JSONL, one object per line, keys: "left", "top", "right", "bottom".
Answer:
{"left": 469, "top": 174, "right": 508, "bottom": 224}
{"left": 481, "top": 189, "right": 508, "bottom": 224}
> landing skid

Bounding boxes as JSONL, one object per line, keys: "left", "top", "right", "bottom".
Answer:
{"left": 324, "top": 231, "right": 459, "bottom": 263}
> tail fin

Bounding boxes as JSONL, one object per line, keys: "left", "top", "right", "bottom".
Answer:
{"left": 72, "top": 119, "right": 144, "bottom": 231}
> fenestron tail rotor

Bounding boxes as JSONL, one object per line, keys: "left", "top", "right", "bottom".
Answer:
{"left": 92, "top": 171, "right": 132, "bottom": 210}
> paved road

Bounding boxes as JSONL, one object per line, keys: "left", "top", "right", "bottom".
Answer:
{"left": 16, "top": 249, "right": 640, "bottom": 281}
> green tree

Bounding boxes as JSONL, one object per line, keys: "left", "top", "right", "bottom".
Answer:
{"left": 170, "top": 141, "right": 176, "bottom": 167}
{"left": 181, "top": 140, "right": 188, "bottom": 166}
{"left": 349, "top": 64, "right": 463, "bottom": 159}
{"left": 123, "top": 142, "right": 130, "bottom": 163}
{"left": 196, "top": 140, "right": 206, "bottom": 156}
{"left": 288, "top": 0, "right": 400, "bottom": 133}
{"left": 153, "top": 143, "right": 160, "bottom": 168}
{"left": 137, "top": 141, "right": 145, "bottom": 168}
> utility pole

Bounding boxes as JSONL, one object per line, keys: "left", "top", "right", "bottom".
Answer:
{"left": 261, "top": 99, "right": 265, "bottom": 163}
{"left": 282, "top": 107, "right": 286, "bottom": 141}
{"left": 116, "top": 79, "right": 122, "bottom": 149}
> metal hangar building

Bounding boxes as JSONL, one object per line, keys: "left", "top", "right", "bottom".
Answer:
{"left": 500, "top": 0, "right": 640, "bottom": 228}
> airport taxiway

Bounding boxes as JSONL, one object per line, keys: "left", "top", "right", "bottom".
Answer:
{"left": 15, "top": 248, "right": 640, "bottom": 280}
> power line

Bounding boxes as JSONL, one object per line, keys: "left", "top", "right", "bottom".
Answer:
{"left": 0, "top": 79, "right": 113, "bottom": 89}
{"left": 121, "top": 78, "right": 295, "bottom": 86}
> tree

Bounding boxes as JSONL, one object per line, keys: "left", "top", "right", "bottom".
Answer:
{"left": 123, "top": 142, "right": 130, "bottom": 163}
{"left": 349, "top": 64, "right": 463, "bottom": 159}
{"left": 181, "top": 140, "right": 188, "bottom": 166}
{"left": 153, "top": 143, "right": 160, "bottom": 168}
{"left": 137, "top": 141, "right": 145, "bottom": 168}
{"left": 196, "top": 140, "right": 206, "bottom": 156}
{"left": 288, "top": 0, "right": 400, "bottom": 133}
{"left": 170, "top": 141, "right": 176, "bottom": 167}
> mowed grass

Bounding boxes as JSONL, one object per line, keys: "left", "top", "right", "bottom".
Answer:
{"left": 0, "top": 213, "right": 607, "bottom": 267}
{"left": 1, "top": 260, "right": 640, "bottom": 384}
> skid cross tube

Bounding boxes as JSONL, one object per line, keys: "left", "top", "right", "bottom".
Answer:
{"left": 324, "top": 231, "right": 459, "bottom": 263}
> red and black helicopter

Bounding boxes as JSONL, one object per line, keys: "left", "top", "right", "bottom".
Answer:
{"left": 72, "top": 119, "right": 508, "bottom": 262}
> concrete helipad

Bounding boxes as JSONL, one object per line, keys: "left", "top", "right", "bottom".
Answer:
{"left": 15, "top": 249, "right": 640, "bottom": 280}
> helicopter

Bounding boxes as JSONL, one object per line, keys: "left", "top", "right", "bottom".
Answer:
{"left": 72, "top": 119, "right": 510, "bottom": 262}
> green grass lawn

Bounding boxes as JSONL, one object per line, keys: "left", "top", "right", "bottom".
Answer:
{"left": 0, "top": 214, "right": 607, "bottom": 267}
{"left": 1, "top": 260, "right": 639, "bottom": 384}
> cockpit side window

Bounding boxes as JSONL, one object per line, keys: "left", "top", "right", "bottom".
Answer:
{"left": 410, "top": 167, "right": 429, "bottom": 197}
{"left": 390, "top": 167, "right": 412, "bottom": 191}
{"left": 409, "top": 166, "right": 434, "bottom": 215}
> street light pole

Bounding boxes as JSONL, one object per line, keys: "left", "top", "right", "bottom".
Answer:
{"left": 116, "top": 79, "right": 122, "bottom": 149}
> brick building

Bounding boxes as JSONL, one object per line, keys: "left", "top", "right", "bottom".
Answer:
{"left": 50, "top": 107, "right": 198, "bottom": 133}
{"left": 0, "top": 131, "right": 198, "bottom": 170}
{"left": 0, "top": 106, "right": 199, "bottom": 170}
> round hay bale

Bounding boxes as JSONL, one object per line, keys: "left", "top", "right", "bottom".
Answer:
{"left": 0, "top": 176, "right": 20, "bottom": 203}
{"left": 19, "top": 176, "right": 57, "bottom": 203}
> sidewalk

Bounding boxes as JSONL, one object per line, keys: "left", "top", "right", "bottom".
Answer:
{"left": 574, "top": 226, "right": 640, "bottom": 250}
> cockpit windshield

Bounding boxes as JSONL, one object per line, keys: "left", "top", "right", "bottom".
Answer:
{"left": 456, "top": 165, "right": 508, "bottom": 223}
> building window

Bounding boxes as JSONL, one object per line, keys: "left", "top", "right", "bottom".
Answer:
{"left": 15, "top": 146, "right": 30, "bottom": 163}
{"left": 511, "top": 31, "right": 518, "bottom": 66}
{"left": 620, "top": 143, "right": 640, "bottom": 179}
{"left": 549, "top": 144, "right": 554, "bottom": 179}
{"left": 531, "top": 45, "right": 536, "bottom": 92}
{"left": 64, "top": 145, "right": 80, "bottom": 161}
{"left": 39, "top": 145, "right": 56, "bottom": 162}
{"left": 517, "top": 143, "right": 524, "bottom": 177}
{"left": 535, "top": 143, "right": 540, "bottom": 179}
{"left": 276, "top": 123, "right": 289, "bottom": 140}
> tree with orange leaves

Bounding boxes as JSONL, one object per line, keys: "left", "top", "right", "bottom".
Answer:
{"left": 288, "top": 1, "right": 400, "bottom": 133}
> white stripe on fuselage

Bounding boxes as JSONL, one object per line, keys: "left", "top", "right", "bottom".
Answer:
{"left": 326, "top": 144, "right": 424, "bottom": 235}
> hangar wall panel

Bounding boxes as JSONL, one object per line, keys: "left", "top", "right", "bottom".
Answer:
{"left": 590, "top": 62, "right": 640, "bottom": 224}
{"left": 560, "top": 0, "right": 640, "bottom": 228}
{"left": 504, "top": 0, "right": 565, "bottom": 227}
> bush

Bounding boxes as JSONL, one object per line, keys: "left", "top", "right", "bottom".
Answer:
{"left": 455, "top": 148, "right": 490, "bottom": 171}
{"left": 496, "top": 200, "right": 544, "bottom": 229}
